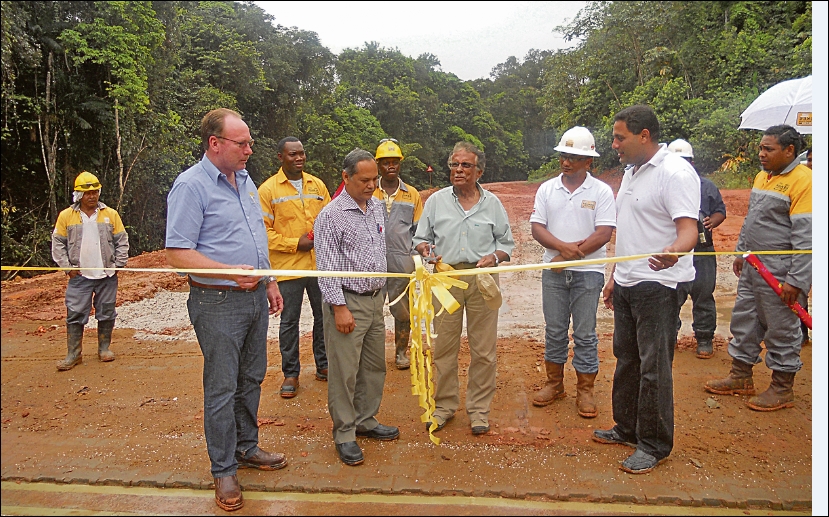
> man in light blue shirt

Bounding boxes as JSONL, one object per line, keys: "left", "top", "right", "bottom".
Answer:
{"left": 166, "top": 108, "right": 286, "bottom": 512}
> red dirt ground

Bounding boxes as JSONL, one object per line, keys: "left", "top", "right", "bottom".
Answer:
{"left": 0, "top": 183, "right": 813, "bottom": 510}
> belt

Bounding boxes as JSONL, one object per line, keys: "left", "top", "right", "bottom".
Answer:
{"left": 343, "top": 287, "right": 381, "bottom": 297}
{"left": 188, "top": 278, "right": 261, "bottom": 292}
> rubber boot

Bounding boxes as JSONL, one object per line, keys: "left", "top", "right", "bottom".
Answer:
{"left": 394, "top": 318, "right": 410, "bottom": 370}
{"left": 97, "top": 319, "right": 116, "bottom": 362}
{"left": 575, "top": 371, "right": 598, "bottom": 418}
{"left": 532, "top": 361, "right": 566, "bottom": 407}
{"left": 704, "top": 358, "right": 755, "bottom": 395}
{"left": 746, "top": 371, "right": 795, "bottom": 411}
{"left": 695, "top": 336, "right": 714, "bottom": 359}
{"left": 57, "top": 324, "right": 84, "bottom": 371}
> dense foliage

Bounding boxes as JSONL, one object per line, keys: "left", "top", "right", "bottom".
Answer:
{"left": 0, "top": 1, "right": 812, "bottom": 274}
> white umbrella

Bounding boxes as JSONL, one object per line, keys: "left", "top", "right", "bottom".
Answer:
{"left": 739, "top": 75, "right": 812, "bottom": 134}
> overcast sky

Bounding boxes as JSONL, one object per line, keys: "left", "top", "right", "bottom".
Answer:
{"left": 255, "top": 1, "right": 589, "bottom": 81}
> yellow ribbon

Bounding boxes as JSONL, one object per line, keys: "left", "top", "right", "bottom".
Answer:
{"left": 1, "top": 248, "right": 812, "bottom": 446}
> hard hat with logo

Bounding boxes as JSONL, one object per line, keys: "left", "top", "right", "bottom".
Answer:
{"left": 668, "top": 139, "right": 694, "bottom": 158}
{"left": 375, "top": 138, "right": 404, "bottom": 160}
{"left": 74, "top": 171, "right": 102, "bottom": 192}
{"left": 553, "top": 126, "right": 600, "bottom": 157}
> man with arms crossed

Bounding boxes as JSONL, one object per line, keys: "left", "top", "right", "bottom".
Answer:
{"left": 530, "top": 126, "right": 615, "bottom": 418}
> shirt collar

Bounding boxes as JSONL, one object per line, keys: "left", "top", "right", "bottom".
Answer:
{"left": 777, "top": 151, "right": 809, "bottom": 176}
{"left": 275, "top": 168, "right": 306, "bottom": 184}
{"left": 200, "top": 154, "right": 249, "bottom": 185}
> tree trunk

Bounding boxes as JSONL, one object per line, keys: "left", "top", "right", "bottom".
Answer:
{"left": 36, "top": 50, "right": 60, "bottom": 224}
{"left": 115, "top": 98, "right": 125, "bottom": 210}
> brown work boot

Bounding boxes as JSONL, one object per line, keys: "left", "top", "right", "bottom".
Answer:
{"left": 214, "top": 474, "right": 244, "bottom": 511}
{"left": 97, "top": 319, "right": 115, "bottom": 362}
{"left": 394, "top": 318, "right": 410, "bottom": 370}
{"left": 533, "top": 361, "right": 566, "bottom": 407}
{"left": 575, "top": 371, "right": 598, "bottom": 418}
{"left": 57, "top": 323, "right": 84, "bottom": 371}
{"left": 236, "top": 448, "right": 288, "bottom": 470}
{"left": 746, "top": 371, "right": 795, "bottom": 411}
{"left": 704, "top": 358, "right": 755, "bottom": 395}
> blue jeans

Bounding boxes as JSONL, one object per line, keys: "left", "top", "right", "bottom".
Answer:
{"left": 277, "top": 277, "right": 327, "bottom": 377}
{"left": 541, "top": 269, "right": 603, "bottom": 373}
{"left": 676, "top": 254, "right": 717, "bottom": 340}
{"left": 187, "top": 283, "right": 269, "bottom": 478}
{"left": 610, "top": 281, "right": 678, "bottom": 460}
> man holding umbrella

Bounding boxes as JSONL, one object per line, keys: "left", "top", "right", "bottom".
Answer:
{"left": 704, "top": 124, "right": 811, "bottom": 411}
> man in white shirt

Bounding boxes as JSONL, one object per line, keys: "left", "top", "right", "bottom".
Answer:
{"left": 593, "top": 106, "right": 699, "bottom": 474}
{"left": 529, "top": 126, "right": 615, "bottom": 418}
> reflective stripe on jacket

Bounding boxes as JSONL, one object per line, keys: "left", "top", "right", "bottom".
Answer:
{"left": 51, "top": 202, "right": 129, "bottom": 270}
{"left": 258, "top": 168, "right": 330, "bottom": 281}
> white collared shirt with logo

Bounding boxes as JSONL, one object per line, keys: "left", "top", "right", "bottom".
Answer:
{"left": 530, "top": 172, "right": 616, "bottom": 274}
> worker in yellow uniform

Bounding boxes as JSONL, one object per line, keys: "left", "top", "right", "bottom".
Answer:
{"left": 372, "top": 138, "right": 423, "bottom": 369}
{"left": 258, "top": 137, "right": 331, "bottom": 398}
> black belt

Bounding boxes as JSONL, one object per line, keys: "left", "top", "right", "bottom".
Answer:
{"left": 343, "top": 287, "right": 381, "bottom": 297}
{"left": 189, "top": 278, "right": 261, "bottom": 292}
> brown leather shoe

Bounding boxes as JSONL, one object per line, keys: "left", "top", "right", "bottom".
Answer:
{"left": 237, "top": 448, "right": 288, "bottom": 470}
{"left": 280, "top": 376, "right": 298, "bottom": 398}
{"left": 214, "top": 475, "right": 244, "bottom": 512}
{"left": 315, "top": 368, "right": 328, "bottom": 381}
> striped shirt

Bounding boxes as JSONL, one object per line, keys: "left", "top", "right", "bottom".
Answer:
{"left": 314, "top": 193, "right": 387, "bottom": 306}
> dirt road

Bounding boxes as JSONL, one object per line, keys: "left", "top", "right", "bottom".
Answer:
{"left": 0, "top": 183, "right": 813, "bottom": 512}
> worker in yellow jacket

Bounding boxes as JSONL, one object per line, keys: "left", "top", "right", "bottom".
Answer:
{"left": 258, "top": 137, "right": 331, "bottom": 399}
{"left": 51, "top": 171, "right": 129, "bottom": 371}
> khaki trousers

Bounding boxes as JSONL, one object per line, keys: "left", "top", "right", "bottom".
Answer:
{"left": 432, "top": 265, "right": 499, "bottom": 424}
{"left": 323, "top": 291, "right": 387, "bottom": 444}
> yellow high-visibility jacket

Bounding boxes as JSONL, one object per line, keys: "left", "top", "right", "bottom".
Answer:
{"left": 258, "top": 169, "right": 330, "bottom": 281}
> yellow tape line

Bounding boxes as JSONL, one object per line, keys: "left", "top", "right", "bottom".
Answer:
{"left": 0, "top": 249, "right": 811, "bottom": 446}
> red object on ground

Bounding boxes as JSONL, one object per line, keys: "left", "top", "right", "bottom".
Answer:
{"left": 743, "top": 253, "right": 812, "bottom": 329}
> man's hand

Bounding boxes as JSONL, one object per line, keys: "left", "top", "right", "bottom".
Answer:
{"left": 67, "top": 270, "right": 80, "bottom": 279}
{"left": 779, "top": 282, "right": 801, "bottom": 306}
{"left": 267, "top": 281, "right": 283, "bottom": 315}
{"left": 231, "top": 265, "right": 259, "bottom": 289}
{"left": 602, "top": 278, "right": 614, "bottom": 310}
{"left": 297, "top": 234, "right": 314, "bottom": 252}
{"left": 733, "top": 256, "right": 744, "bottom": 277}
{"left": 558, "top": 240, "right": 586, "bottom": 261}
{"left": 333, "top": 304, "right": 355, "bottom": 334}
{"left": 648, "top": 250, "right": 680, "bottom": 271}
{"left": 550, "top": 255, "right": 565, "bottom": 273}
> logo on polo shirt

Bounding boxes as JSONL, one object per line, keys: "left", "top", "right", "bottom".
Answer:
{"left": 581, "top": 200, "right": 596, "bottom": 210}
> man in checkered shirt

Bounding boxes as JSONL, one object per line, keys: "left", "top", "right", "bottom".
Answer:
{"left": 314, "top": 148, "right": 400, "bottom": 467}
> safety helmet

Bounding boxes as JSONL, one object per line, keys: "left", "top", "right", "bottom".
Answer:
{"left": 668, "top": 139, "right": 694, "bottom": 158}
{"left": 553, "top": 126, "right": 600, "bottom": 157}
{"left": 375, "top": 139, "right": 404, "bottom": 160}
{"left": 74, "top": 171, "right": 101, "bottom": 192}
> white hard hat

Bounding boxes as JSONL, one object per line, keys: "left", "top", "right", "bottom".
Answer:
{"left": 668, "top": 139, "right": 694, "bottom": 158}
{"left": 554, "top": 126, "right": 600, "bottom": 157}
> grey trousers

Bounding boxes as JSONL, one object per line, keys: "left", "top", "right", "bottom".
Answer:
{"left": 323, "top": 291, "right": 387, "bottom": 444}
{"left": 65, "top": 273, "right": 118, "bottom": 325}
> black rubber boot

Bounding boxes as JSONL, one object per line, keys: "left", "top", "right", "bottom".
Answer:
{"left": 97, "top": 319, "right": 115, "bottom": 362}
{"left": 57, "top": 324, "right": 84, "bottom": 371}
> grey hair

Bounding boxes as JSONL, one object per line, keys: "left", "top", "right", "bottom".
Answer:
{"left": 342, "top": 148, "right": 376, "bottom": 177}
{"left": 449, "top": 141, "right": 486, "bottom": 171}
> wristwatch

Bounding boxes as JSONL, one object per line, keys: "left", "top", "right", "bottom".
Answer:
{"left": 265, "top": 276, "right": 276, "bottom": 284}
{"left": 492, "top": 253, "right": 500, "bottom": 265}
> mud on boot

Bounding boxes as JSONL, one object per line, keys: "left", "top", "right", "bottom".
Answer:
{"left": 533, "top": 361, "right": 566, "bottom": 407}
{"left": 57, "top": 323, "right": 84, "bottom": 371}
{"left": 746, "top": 371, "right": 795, "bottom": 411}
{"left": 97, "top": 319, "right": 116, "bottom": 362}
{"left": 704, "top": 358, "right": 755, "bottom": 395}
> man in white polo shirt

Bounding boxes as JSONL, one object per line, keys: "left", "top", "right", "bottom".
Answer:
{"left": 593, "top": 105, "right": 699, "bottom": 474}
{"left": 529, "top": 126, "right": 615, "bottom": 418}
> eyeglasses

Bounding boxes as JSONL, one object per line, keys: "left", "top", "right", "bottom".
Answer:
{"left": 379, "top": 138, "right": 398, "bottom": 144}
{"left": 77, "top": 182, "right": 101, "bottom": 190}
{"left": 559, "top": 154, "right": 588, "bottom": 162}
{"left": 216, "top": 136, "right": 255, "bottom": 148}
{"left": 448, "top": 162, "right": 477, "bottom": 170}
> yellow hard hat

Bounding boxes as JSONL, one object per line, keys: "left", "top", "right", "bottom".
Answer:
{"left": 375, "top": 138, "right": 404, "bottom": 160}
{"left": 74, "top": 171, "right": 101, "bottom": 192}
